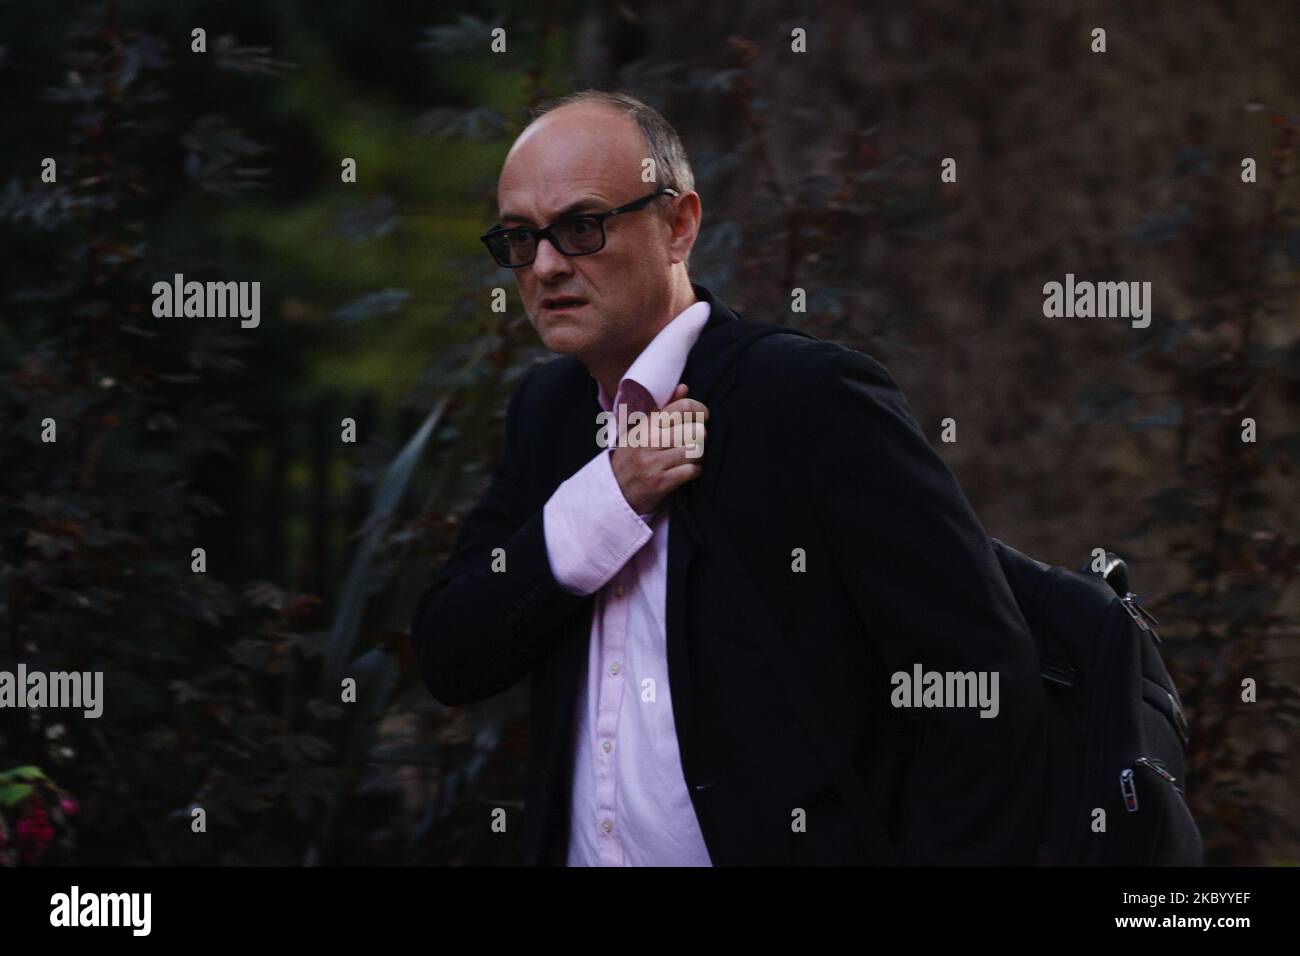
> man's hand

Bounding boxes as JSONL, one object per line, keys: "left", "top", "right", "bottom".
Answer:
{"left": 609, "top": 383, "right": 708, "bottom": 514}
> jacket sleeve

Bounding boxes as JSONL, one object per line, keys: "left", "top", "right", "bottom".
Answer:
{"left": 409, "top": 367, "right": 592, "bottom": 706}
{"left": 800, "top": 345, "right": 1047, "bottom": 865}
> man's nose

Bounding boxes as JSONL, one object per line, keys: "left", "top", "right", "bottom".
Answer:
{"left": 531, "top": 235, "right": 572, "bottom": 279}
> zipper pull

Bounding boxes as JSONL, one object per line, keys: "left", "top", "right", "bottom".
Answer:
{"left": 1120, "top": 595, "right": 1149, "bottom": 630}
{"left": 1121, "top": 593, "right": 1162, "bottom": 644}
{"left": 1135, "top": 600, "right": 1160, "bottom": 628}
{"left": 1120, "top": 768, "right": 1139, "bottom": 812}
{"left": 1135, "top": 756, "right": 1176, "bottom": 783}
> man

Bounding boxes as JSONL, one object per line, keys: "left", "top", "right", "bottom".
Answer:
{"left": 410, "top": 90, "right": 1047, "bottom": 866}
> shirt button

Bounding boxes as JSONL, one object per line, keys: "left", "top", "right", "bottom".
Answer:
{"left": 602, "top": 739, "right": 613, "bottom": 753}
{"left": 614, "top": 585, "right": 625, "bottom": 597}
{"left": 609, "top": 662, "right": 621, "bottom": 676}
{"left": 601, "top": 818, "right": 613, "bottom": 833}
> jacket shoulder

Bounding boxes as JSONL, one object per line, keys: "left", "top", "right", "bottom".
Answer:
{"left": 733, "top": 323, "right": 886, "bottom": 395}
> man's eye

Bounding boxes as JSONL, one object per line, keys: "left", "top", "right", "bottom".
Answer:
{"left": 506, "top": 231, "right": 531, "bottom": 247}
{"left": 567, "top": 219, "right": 597, "bottom": 236}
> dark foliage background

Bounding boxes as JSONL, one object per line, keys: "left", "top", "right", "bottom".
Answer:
{"left": 0, "top": 0, "right": 1296, "bottom": 865}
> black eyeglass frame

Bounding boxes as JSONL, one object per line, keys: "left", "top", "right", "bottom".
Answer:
{"left": 480, "top": 187, "right": 680, "bottom": 268}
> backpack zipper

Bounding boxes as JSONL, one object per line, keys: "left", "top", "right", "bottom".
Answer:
{"left": 1135, "top": 755, "right": 1187, "bottom": 798}
{"left": 1121, "top": 758, "right": 1183, "bottom": 815}
{"left": 1120, "top": 768, "right": 1139, "bottom": 812}
{"left": 1135, "top": 755, "right": 1175, "bottom": 782}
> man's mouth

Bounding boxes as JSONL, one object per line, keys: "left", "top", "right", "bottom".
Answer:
{"left": 541, "top": 295, "right": 588, "bottom": 311}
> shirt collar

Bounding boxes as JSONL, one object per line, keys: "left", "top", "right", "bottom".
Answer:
{"left": 596, "top": 298, "right": 712, "bottom": 412}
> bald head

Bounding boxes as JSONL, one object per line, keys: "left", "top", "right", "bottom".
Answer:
{"left": 491, "top": 92, "right": 702, "bottom": 396}
{"left": 499, "top": 101, "right": 651, "bottom": 227}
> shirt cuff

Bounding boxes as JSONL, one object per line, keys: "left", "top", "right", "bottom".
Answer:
{"left": 543, "top": 448, "right": 654, "bottom": 596}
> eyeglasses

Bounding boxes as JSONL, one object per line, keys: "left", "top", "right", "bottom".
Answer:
{"left": 480, "top": 188, "right": 679, "bottom": 268}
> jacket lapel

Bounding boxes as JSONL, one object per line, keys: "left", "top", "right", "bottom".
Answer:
{"left": 665, "top": 283, "right": 745, "bottom": 783}
{"left": 666, "top": 284, "right": 811, "bottom": 786}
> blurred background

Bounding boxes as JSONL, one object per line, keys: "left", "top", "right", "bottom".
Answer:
{"left": 0, "top": 0, "right": 1296, "bottom": 865}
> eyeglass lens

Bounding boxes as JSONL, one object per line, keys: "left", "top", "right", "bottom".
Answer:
{"left": 489, "top": 217, "right": 603, "bottom": 266}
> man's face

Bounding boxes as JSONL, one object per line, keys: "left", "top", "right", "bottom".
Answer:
{"left": 495, "top": 104, "right": 678, "bottom": 363}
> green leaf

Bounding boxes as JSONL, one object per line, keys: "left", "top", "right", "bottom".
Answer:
{"left": 0, "top": 783, "right": 34, "bottom": 806}
{"left": 6, "top": 765, "right": 48, "bottom": 781}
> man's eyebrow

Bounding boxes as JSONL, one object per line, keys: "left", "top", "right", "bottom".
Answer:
{"left": 498, "top": 196, "right": 608, "bottom": 226}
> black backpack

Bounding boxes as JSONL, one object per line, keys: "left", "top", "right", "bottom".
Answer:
{"left": 695, "top": 320, "right": 1205, "bottom": 865}
{"left": 992, "top": 539, "right": 1204, "bottom": 866}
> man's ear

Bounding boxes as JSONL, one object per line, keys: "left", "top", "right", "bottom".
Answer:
{"left": 668, "top": 191, "right": 702, "bottom": 266}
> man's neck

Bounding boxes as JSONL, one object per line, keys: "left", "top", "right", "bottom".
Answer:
{"left": 592, "top": 277, "right": 697, "bottom": 402}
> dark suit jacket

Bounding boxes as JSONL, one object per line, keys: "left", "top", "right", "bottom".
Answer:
{"left": 409, "top": 282, "right": 1048, "bottom": 866}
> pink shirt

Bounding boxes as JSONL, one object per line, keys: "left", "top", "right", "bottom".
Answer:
{"left": 542, "top": 298, "right": 714, "bottom": 866}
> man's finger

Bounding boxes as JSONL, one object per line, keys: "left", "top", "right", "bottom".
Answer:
{"left": 659, "top": 397, "right": 708, "bottom": 421}
{"left": 661, "top": 460, "right": 704, "bottom": 486}
{"left": 655, "top": 416, "right": 705, "bottom": 448}
{"left": 675, "top": 420, "right": 705, "bottom": 448}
